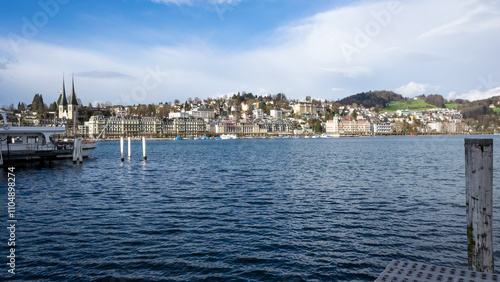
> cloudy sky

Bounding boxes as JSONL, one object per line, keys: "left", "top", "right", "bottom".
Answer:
{"left": 0, "top": 0, "right": 499, "bottom": 107}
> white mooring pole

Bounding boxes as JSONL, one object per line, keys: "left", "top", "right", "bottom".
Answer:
{"left": 142, "top": 136, "right": 147, "bottom": 161}
{"left": 72, "top": 138, "right": 83, "bottom": 163}
{"left": 465, "top": 138, "right": 494, "bottom": 273}
{"left": 120, "top": 137, "right": 124, "bottom": 162}
{"left": 128, "top": 137, "right": 131, "bottom": 160}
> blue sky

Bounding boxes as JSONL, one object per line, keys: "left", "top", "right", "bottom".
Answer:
{"left": 1, "top": 0, "right": 500, "bottom": 107}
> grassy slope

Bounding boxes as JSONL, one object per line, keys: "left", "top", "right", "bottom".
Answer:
{"left": 381, "top": 100, "right": 437, "bottom": 112}
{"left": 445, "top": 103, "right": 459, "bottom": 109}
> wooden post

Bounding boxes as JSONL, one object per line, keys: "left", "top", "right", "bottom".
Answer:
{"left": 465, "top": 138, "right": 493, "bottom": 273}
{"left": 120, "top": 137, "right": 124, "bottom": 162}
{"left": 73, "top": 138, "right": 83, "bottom": 163}
{"left": 142, "top": 136, "right": 147, "bottom": 161}
{"left": 127, "top": 137, "right": 131, "bottom": 159}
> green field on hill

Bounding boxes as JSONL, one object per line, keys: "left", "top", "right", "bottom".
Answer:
{"left": 381, "top": 100, "right": 437, "bottom": 112}
{"left": 445, "top": 103, "right": 459, "bottom": 109}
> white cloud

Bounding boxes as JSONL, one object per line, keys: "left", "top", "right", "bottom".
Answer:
{"left": 1, "top": 0, "right": 500, "bottom": 106}
{"left": 321, "top": 66, "right": 371, "bottom": 78}
{"left": 210, "top": 0, "right": 241, "bottom": 4}
{"left": 455, "top": 87, "right": 500, "bottom": 101}
{"left": 396, "top": 82, "right": 440, "bottom": 97}
{"left": 447, "top": 91, "right": 457, "bottom": 100}
{"left": 418, "top": 2, "right": 500, "bottom": 39}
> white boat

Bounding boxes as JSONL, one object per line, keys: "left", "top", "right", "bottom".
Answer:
{"left": 220, "top": 134, "right": 237, "bottom": 139}
{"left": 0, "top": 111, "right": 97, "bottom": 163}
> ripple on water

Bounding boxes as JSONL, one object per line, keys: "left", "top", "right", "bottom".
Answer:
{"left": 4, "top": 136, "right": 498, "bottom": 280}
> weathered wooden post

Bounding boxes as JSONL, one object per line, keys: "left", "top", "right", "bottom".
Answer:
{"left": 142, "top": 136, "right": 147, "bottom": 161}
{"left": 465, "top": 138, "right": 493, "bottom": 273}
{"left": 120, "top": 137, "right": 124, "bottom": 162}
{"left": 127, "top": 137, "right": 131, "bottom": 160}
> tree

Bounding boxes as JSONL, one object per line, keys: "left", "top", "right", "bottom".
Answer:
{"left": 17, "top": 102, "right": 26, "bottom": 112}
{"left": 352, "top": 110, "right": 358, "bottom": 119}
{"left": 49, "top": 102, "right": 57, "bottom": 112}
{"left": 84, "top": 110, "right": 92, "bottom": 121}
{"left": 314, "top": 119, "right": 322, "bottom": 133}
{"left": 147, "top": 104, "right": 155, "bottom": 116}
{"left": 31, "top": 94, "right": 40, "bottom": 110}
{"left": 425, "top": 94, "right": 446, "bottom": 108}
{"left": 324, "top": 112, "right": 333, "bottom": 121}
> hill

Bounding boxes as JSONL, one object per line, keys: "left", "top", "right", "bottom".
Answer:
{"left": 337, "top": 90, "right": 405, "bottom": 109}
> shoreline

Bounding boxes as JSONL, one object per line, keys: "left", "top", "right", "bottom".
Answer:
{"left": 92, "top": 133, "right": 498, "bottom": 141}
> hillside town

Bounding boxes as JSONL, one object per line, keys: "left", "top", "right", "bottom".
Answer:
{"left": 4, "top": 80, "right": 480, "bottom": 139}
{"left": 81, "top": 97, "right": 470, "bottom": 138}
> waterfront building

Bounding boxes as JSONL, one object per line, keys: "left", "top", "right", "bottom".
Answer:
{"left": 162, "top": 117, "right": 206, "bottom": 136}
{"left": 141, "top": 117, "right": 163, "bottom": 136}
{"left": 356, "top": 120, "right": 371, "bottom": 135}
{"left": 371, "top": 122, "right": 392, "bottom": 134}
{"left": 427, "top": 121, "right": 442, "bottom": 132}
{"left": 325, "top": 115, "right": 340, "bottom": 134}
{"left": 209, "top": 119, "right": 293, "bottom": 136}
{"left": 339, "top": 115, "right": 371, "bottom": 135}
{"left": 86, "top": 115, "right": 162, "bottom": 138}
{"left": 87, "top": 115, "right": 106, "bottom": 138}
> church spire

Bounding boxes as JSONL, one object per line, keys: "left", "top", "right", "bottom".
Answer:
{"left": 69, "top": 73, "right": 78, "bottom": 105}
{"left": 59, "top": 75, "right": 68, "bottom": 106}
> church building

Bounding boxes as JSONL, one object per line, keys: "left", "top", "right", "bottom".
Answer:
{"left": 58, "top": 75, "right": 79, "bottom": 120}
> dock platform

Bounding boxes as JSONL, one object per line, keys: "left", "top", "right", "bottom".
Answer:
{"left": 376, "top": 260, "right": 499, "bottom": 281}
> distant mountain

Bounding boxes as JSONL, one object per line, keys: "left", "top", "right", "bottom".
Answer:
{"left": 337, "top": 90, "right": 405, "bottom": 109}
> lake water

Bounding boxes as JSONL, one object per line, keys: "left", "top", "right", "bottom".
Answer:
{"left": 2, "top": 135, "right": 500, "bottom": 281}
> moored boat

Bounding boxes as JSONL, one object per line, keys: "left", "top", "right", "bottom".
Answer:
{"left": 0, "top": 111, "right": 97, "bottom": 163}
{"left": 220, "top": 134, "right": 237, "bottom": 139}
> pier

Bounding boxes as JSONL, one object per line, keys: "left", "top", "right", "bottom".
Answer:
{"left": 376, "top": 138, "right": 495, "bottom": 281}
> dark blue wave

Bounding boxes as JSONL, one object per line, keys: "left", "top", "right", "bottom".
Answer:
{"left": 2, "top": 135, "right": 500, "bottom": 281}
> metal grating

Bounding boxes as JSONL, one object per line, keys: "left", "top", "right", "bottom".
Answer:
{"left": 375, "top": 260, "right": 499, "bottom": 282}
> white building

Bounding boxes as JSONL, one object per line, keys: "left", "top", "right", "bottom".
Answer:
{"left": 371, "top": 123, "right": 392, "bottom": 133}
{"left": 253, "top": 109, "right": 264, "bottom": 119}
{"left": 428, "top": 122, "right": 442, "bottom": 132}
{"left": 189, "top": 107, "right": 215, "bottom": 120}
{"left": 325, "top": 116, "right": 339, "bottom": 134}
{"left": 270, "top": 109, "right": 283, "bottom": 119}
{"left": 241, "top": 102, "right": 251, "bottom": 112}
{"left": 169, "top": 112, "right": 190, "bottom": 118}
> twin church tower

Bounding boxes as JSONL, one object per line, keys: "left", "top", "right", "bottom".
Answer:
{"left": 57, "top": 75, "right": 79, "bottom": 120}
